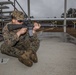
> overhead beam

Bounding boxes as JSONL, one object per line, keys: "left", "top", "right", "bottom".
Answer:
{"left": 31, "top": 18, "right": 76, "bottom": 21}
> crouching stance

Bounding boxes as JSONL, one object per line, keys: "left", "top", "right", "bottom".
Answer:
{"left": 0, "top": 10, "right": 40, "bottom": 67}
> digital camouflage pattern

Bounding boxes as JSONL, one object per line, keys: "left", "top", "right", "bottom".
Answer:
{"left": 0, "top": 10, "right": 40, "bottom": 66}
{"left": 0, "top": 22, "right": 40, "bottom": 57}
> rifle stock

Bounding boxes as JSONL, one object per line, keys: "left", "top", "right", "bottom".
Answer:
{"left": 7, "top": 24, "right": 27, "bottom": 31}
{"left": 7, "top": 23, "right": 33, "bottom": 37}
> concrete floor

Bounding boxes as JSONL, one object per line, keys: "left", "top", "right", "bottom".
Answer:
{"left": 0, "top": 32, "right": 76, "bottom": 75}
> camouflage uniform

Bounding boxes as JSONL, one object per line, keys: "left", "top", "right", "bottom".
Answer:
{"left": 0, "top": 11, "right": 40, "bottom": 58}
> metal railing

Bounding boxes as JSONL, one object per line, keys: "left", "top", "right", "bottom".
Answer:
{"left": 8, "top": 0, "right": 27, "bottom": 17}
{"left": 0, "top": 0, "right": 28, "bottom": 32}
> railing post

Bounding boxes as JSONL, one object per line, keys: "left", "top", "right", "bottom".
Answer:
{"left": 64, "top": 0, "right": 67, "bottom": 32}
{"left": 27, "top": 0, "right": 30, "bottom": 19}
{"left": 14, "top": 0, "right": 16, "bottom": 10}
{"left": 15, "top": 0, "right": 27, "bottom": 17}
{"left": 0, "top": 4, "right": 4, "bottom": 28}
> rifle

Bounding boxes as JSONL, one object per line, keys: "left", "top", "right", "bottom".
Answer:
{"left": 7, "top": 19, "right": 54, "bottom": 37}
{"left": 8, "top": 19, "right": 34, "bottom": 37}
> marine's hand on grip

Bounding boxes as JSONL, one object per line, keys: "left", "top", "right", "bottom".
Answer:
{"left": 17, "top": 28, "right": 27, "bottom": 37}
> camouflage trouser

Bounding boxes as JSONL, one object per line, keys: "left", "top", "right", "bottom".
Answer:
{"left": 0, "top": 34, "right": 40, "bottom": 57}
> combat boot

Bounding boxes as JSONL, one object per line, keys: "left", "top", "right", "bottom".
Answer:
{"left": 18, "top": 52, "right": 33, "bottom": 67}
{"left": 26, "top": 50, "right": 38, "bottom": 63}
{"left": 27, "top": 50, "right": 38, "bottom": 63}
{"left": 30, "top": 52, "right": 38, "bottom": 63}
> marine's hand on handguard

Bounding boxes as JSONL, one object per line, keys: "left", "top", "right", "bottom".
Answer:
{"left": 33, "top": 22, "right": 41, "bottom": 33}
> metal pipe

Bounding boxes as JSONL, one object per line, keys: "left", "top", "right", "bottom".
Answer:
{"left": 64, "top": 0, "right": 67, "bottom": 32}
{"left": 15, "top": 0, "right": 27, "bottom": 17}
{"left": 27, "top": 0, "right": 30, "bottom": 19}
{"left": 14, "top": 0, "right": 16, "bottom": 10}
